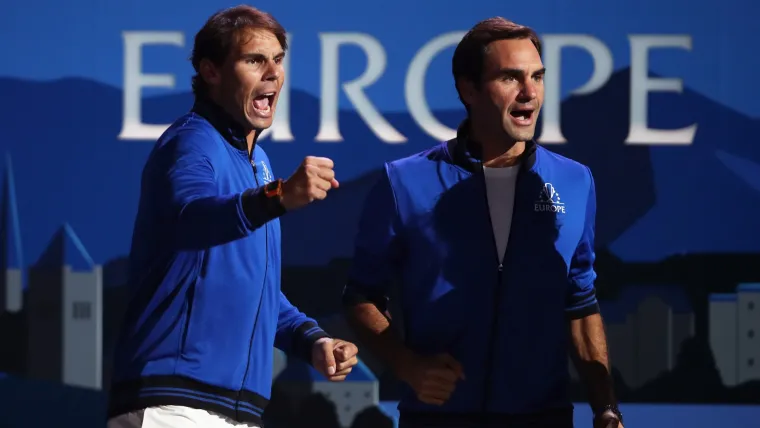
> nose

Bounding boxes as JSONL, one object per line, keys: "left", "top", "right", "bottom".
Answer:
{"left": 262, "top": 60, "right": 280, "bottom": 82}
{"left": 517, "top": 79, "right": 537, "bottom": 102}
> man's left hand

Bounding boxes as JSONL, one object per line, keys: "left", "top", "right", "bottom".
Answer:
{"left": 311, "top": 338, "right": 359, "bottom": 381}
{"left": 594, "top": 410, "right": 623, "bottom": 428}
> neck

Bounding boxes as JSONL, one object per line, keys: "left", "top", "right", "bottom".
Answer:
{"left": 204, "top": 92, "right": 257, "bottom": 154}
{"left": 468, "top": 119, "right": 526, "bottom": 167}
{"left": 482, "top": 141, "right": 526, "bottom": 167}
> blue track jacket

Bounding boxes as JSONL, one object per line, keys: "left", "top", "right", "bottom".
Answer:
{"left": 343, "top": 120, "right": 599, "bottom": 426}
{"left": 108, "top": 99, "right": 328, "bottom": 425}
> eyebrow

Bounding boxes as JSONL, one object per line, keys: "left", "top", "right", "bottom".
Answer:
{"left": 498, "top": 67, "right": 546, "bottom": 77}
{"left": 240, "top": 51, "right": 285, "bottom": 61}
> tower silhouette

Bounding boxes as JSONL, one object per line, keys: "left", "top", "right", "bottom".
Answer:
{"left": 26, "top": 223, "right": 103, "bottom": 389}
{"left": 0, "top": 153, "right": 23, "bottom": 314}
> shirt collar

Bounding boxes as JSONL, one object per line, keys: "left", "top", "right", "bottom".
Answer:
{"left": 191, "top": 97, "right": 251, "bottom": 153}
{"left": 447, "top": 118, "right": 538, "bottom": 173}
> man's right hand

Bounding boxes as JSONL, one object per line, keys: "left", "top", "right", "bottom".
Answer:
{"left": 396, "top": 352, "right": 465, "bottom": 406}
{"left": 280, "top": 156, "right": 339, "bottom": 211}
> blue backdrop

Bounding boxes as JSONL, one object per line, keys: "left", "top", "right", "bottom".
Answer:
{"left": 0, "top": 1, "right": 758, "bottom": 427}
{"left": 0, "top": 0, "right": 757, "bottom": 270}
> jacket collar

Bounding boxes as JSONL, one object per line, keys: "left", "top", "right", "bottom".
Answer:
{"left": 447, "top": 118, "right": 538, "bottom": 173}
{"left": 191, "top": 97, "right": 252, "bottom": 153}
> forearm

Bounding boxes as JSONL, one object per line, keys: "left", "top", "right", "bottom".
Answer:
{"left": 276, "top": 293, "right": 330, "bottom": 362}
{"left": 570, "top": 313, "right": 616, "bottom": 412}
{"left": 344, "top": 302, "right": 413, "bottom": 378}
{"left": 175, "top": 187, "right": 284, "bottom": 249}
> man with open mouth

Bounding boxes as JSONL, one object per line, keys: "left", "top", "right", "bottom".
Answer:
{"left": 106, "top": 6, "right": 359, "bottom": 428}
{"left": 344, "top": 17, "right": 623, "bottom": 428}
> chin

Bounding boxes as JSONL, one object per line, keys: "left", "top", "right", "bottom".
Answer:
{"left": 505, "top": 129, "right": 536, "bottom": 142}
{"left": 246, "top": 115, "right": 275, "bottom": 130}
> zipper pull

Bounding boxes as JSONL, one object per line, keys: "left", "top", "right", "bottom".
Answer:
{"left": 250, "top": 159, "right": 257, "bottom": 173}
{"left": 498, "top": 263, "right": 503, "bottom": 272}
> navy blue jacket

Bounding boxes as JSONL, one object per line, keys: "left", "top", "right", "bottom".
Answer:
{"left": 108, "top": 99, "right": 328, "bottom": 425}
{"left": 344, "top": 121, "right": 599, "bottom": 425}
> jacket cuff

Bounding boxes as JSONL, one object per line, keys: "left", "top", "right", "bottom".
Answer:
{"left": 293, "top": 321, "right": 331, "bottom": 363}
{"left": 566, "top": 301, "right": 600, "bottom": 320}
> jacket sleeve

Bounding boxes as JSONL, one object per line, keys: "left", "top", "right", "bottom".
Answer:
{"left": 342, "top": 164, "right": 402, "bottom": 313}
{"left": 565, "top": 167, "right": 601, "bottom": 319}
{"left": 275, "top": 291, "right": 330, "bottom": 362}
{"left": 157, "top": 130, "right": 285, "bottom": 250}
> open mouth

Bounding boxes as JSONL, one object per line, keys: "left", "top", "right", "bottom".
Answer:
{"left": 509, "top": 109, "right": 534, "bottom": 121}
{"left": 252, "top": 92, "right": 276, "bottom": 116}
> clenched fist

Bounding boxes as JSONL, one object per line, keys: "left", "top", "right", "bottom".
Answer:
{"left": 311, "top": 338, "right": 359, "bottom": 382}
{"left": 281, "top": 156, "right": 339, "bottom": 211}
{"left": 397, "top": 353, "right": 465, "bottom": 406}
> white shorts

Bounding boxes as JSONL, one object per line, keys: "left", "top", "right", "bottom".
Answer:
{"left": 107, "top": 405, "right": 261, "bottom": 428}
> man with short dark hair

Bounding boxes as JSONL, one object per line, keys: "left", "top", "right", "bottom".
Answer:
{"left": 344, "top": 17, "right": 623, "bottom": 428}
{"left": 107, "top": 6, "right": 358, "bottom": 428}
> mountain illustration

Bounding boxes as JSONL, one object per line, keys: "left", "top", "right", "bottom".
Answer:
{"left": 0, "top": 68, "right": 757, "bottom": 272}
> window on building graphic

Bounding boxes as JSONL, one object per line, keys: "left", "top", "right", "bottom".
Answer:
{"left": 72, "top": 301, "right": 91, "bottom": 320}
{"left": 749, "top": 330, "right": 755, "bottom": 339}
{"left": 749, "top": 358, "right": 755, "bottom": 367}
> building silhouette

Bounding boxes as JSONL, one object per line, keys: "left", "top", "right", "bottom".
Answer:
{"left": 26, "top": 223, "right": 103, "bottom": 390}
{"left": 709, "top": 283, "right": 760, "bottom": 386}
{"left": 571, "top": 284, "right": 695, "bottom": 389}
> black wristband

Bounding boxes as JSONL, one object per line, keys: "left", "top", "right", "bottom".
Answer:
{"left": 241, "top": 186, "right": 286, "bottom": 229}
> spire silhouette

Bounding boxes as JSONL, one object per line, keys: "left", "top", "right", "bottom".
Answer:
{"left": 35, "top": 223, "right": 94, "bottom": 271}
{"left": 1, "top": 153, "right": 23, "bottom": 312}
{"left": 1, "top": 153, "right": 23, "bottom": 271}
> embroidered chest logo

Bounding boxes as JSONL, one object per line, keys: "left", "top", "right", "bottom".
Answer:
{"left": 259, "top": 161, "right": 274, "bottom": 184}
{"left": 534, "top": 183, "right": 566, "bottom": 213}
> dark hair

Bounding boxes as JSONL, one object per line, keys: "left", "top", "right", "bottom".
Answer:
{"left": 452, "top": 17, "right": 541, "bottom": 106}
{"left": 190, "top": 5, "right": 288, "bottom": 96}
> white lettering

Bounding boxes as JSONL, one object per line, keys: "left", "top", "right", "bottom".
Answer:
{"left": 118, "top": 31, "right": 184, "bottom": 141}
{"left": 538, "top": 35, "right": 613, "bottom": 144}
{"left": 118, "top": 31, "right": 694, "bottom": 147}
{"left": 259, "top": 33, "right": 294, "bottom": 142}
{"left": 405, "top": 31, "right": 465, "bottom": 142}
{"left": 315, "top": 33, "right": 406, "bottom": 143}
{"left": 534, "top": 203, "right": 566, "bottom": 214}
{"left": 625, "top": 35, "right": 696, "bottom": 145}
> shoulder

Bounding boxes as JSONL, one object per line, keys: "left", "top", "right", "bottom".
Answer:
{"left": 385, "top": 142, "right": 450, "bottom": 177}
{"left": 153, "top": 113, "right": 224, "bottom": 159}
{"left": 535, "top": 145, "right": 594, "bottom": 185}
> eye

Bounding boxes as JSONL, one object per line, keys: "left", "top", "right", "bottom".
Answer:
{"left": 274, "top": 56, "right": 284, "bottom": 65}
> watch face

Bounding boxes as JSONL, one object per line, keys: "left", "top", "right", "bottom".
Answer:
{"left": 266, "top": 179, "right": 281, "bottom": 196}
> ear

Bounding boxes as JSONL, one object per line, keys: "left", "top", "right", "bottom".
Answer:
{"left": 457, "top": 77, "right": 477, "bottom": 107}
{"left": 199, "top": 58, "right": 221, "bottom": 87}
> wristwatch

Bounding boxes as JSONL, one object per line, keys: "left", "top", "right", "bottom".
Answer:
{"left": 263, "top": 178, "right": 286, "bottom": 216}
{"left": 594, "top": 405, "right": 623, "bottom": 425}
{"left": 264, "top": 179, "right": 283, "bottom": 198}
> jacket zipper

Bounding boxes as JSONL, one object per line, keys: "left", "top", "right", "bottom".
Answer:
{"left": 235, "top": 156, "right": 269, "bottom": 412}
{"left": 479, "top": 165, "right": 513, "bottom": 419}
